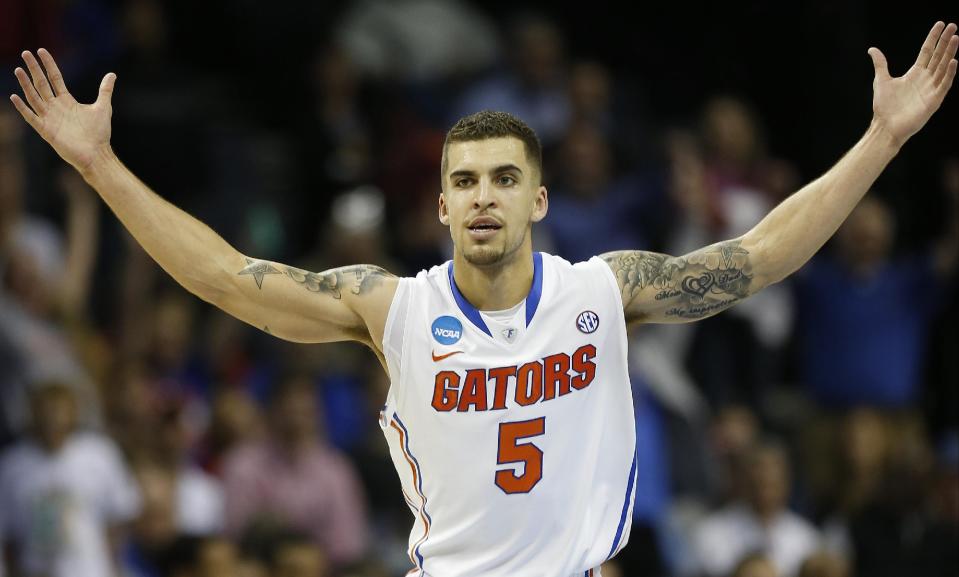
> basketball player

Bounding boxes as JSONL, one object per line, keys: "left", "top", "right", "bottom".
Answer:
{"left": 9, "top": 21, "right": 957, "bottom": 577}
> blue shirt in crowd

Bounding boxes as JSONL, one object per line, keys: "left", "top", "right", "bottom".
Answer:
{"left": 793, "top": 255, "right": 942, "bottom": 408}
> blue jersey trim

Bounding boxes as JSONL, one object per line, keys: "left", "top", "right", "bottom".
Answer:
{"left": 447, "top": 252, "right": 544, "bottom": 337}
{"left": 525, "top": 252, "right": 544, "bottom": 327}
{"left": 447, "top": 262, "right": 492, "bottom": 336}
{"left": 606, "top": 451, "right": 638, "bottom": 560}
{"left": 393, "top": 413, "right": 433, "bottom": 569}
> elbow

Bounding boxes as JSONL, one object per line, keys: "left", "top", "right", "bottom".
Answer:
{"left": 177, "top": 262, "right": 233, "bottom": 306}
{"left": 743, "top": 232, "right": 788, "bottom": 289}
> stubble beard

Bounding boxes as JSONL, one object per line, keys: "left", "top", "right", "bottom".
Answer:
{"left": 463, "top": 244, "right": 507, "bottom": 266}
{"left": 461, "top": 227, "right": 527, "bottom": 267}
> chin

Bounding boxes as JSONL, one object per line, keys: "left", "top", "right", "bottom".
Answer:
{"left": 463, "top": 245, "right": 507, "bottom": 266}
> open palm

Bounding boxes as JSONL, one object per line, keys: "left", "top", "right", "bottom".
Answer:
{"left": 870, "top": 22, "right": 958, "bottom": 147}
{"left": 10, "top": 49, "right": 117, "bottom": 173}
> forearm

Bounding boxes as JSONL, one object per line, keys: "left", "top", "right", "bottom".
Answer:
{"left": 745, "top": 121, "right": 901, "bottom": 284}
{"left": 60, "top": 191, "right": 99, "bottom": 317}
{"left": 80, "top": 147, "right": 241, "bottom": 302}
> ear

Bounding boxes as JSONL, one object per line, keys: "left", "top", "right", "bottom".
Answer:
{"left": 530, "top": 185, "right": 549, "bottom": 223}
{"left": 438, "top": 192, "right": 450, "bottom": 225}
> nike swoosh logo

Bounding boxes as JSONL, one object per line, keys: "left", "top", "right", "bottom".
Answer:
{"left": 432, "top": 350, "right": 464, "bottom": 362}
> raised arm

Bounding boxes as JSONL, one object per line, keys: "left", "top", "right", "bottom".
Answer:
{"left": 9, "top": 49, "right": 397, "bottom": 347}
{"left": 605, "top": 21, "right": 957, "bottom": 325}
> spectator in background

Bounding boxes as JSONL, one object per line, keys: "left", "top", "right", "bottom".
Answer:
{"left": 222, "top": 372, "right": 369, "bottom": 568}
{"left": 452, "top": 13, "right": 570, "bottom": 146}
{"left": 700, "top": 96, "right": 798, "bottom": 208}
{"left": 123, "top": 458, "right": 183, "bottom": 577}
{"left": 684, "top": 97, "right": 797, "bottom": 409}
{"left": 112, "top": 0, "right": 209, "bottom": 208}
{"left": 196, "top": 386, "right": 264, "bottom": 477}
{"left": 793, "top": 194, "right": 957, "bottom": 409}
{"left": 566, "top": 59, "right": 659, "bottom": 173}
{"left": 269, "top": 531, "right": 330, "bottom": 577}
{"left": 153, "top": 401, "right": 225, "bottom": 536}
{"left": 0, "top": 382, "right": 140, "bottom": 577}
{"left": 335, "top": 0, "right": 498, "bottom": 85}
{"left": 159, "top": 535, "right": 238, "bottom": 577}
{"left": 847, "top": 432, "right": 958, "bottom": 577}
{"left": 690, "top": 440, "right": 820, "bottom": 577}
{"left": 798, "top": 551, "right": 849, "bottom": 577}
{"left": 0, "top": 106, "right": 104, "bottom": 443}
{"left": 808, "top": 408, "right": 888, "bottom": 556}
{"left": 542, "top": 122, "right": 664, "bottom": 263}
{"left": 235, "top": 522, "right": 342, "bottom": 577}
{"left": 731, "top": 554, "right": 778, "bottom": 577}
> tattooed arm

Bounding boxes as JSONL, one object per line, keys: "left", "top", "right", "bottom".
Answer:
{"left": 224, "top": 259, "right": 398, "bottom": 345}
{"left": 602, "top": 239, "right": 755, "bottom": 324}
{"left": 64, "top": 150, "right": 397, "bottom": 345}
{"left": 80, "top": 152, "right": 398, "bottom": 344}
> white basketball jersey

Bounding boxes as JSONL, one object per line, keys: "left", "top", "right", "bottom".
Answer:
{"left": 380, "top": 252, "right": 637, "bottom": 577}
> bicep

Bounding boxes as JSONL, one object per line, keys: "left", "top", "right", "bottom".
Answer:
{"left": 601, "top": 237, "right": 762, "bottom": 324}
{"left": 217, "top": 258, "right": 398, "bottom": 345}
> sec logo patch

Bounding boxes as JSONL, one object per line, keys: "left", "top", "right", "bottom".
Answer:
{"left": 576, "top": 310, "right": 599, "bottom": 334}
{"left": 431, "top": 315, "right": 463, "bottom": 345}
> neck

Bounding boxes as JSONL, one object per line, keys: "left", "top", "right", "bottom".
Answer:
{"left": 452, "top": 248, "right": 534, "bottom": 311}
{"left": 751, "top": 503, "right": 780, "bottom": 527}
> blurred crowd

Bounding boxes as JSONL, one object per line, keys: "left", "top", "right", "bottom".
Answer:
{"left": 1, "top": 1, "right": 957, "bottom": 577}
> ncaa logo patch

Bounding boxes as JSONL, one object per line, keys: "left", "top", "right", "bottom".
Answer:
{"left": 431, "top": 315, "right": 463, "bottom": 345}
{"left": 576, "top": 310, "right": 600, "bottom": 334}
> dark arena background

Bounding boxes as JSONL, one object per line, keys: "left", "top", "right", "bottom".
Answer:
{"left": 1, "top": 1, "right": 957, "bottom": 576}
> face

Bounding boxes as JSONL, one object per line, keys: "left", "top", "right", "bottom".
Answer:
{"left": 837, "top": 198, "right": 893, "bottom": 267}
{"left": 440, "top": 137, "right": 547, "bottom": 267}
{"left": 271, "top": 380, "right": 317, "bottom": 443}
{"left": 747, "top": 448, "right": 789, "bottom": 516}
{"left": 196, "top": 539, "right": 238, "bottom": 577}
{"left": 842, "top": 408, "right": 886, "bottom": 473}
{"left": 134, "top": 463, "right": 177, "bottom": 545}
{"left": 32, "top": 387, "right": 78, "bottom": 451}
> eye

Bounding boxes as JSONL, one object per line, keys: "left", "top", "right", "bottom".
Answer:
{"left": 497, "top": 175, "right": 517, "bottom": 186}
{"left": 455, "top": 178, "right": 474, "bottom": 188}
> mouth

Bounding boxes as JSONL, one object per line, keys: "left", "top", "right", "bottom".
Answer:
{"left": 467, "top": 218, "right": 502, "bottom": 240}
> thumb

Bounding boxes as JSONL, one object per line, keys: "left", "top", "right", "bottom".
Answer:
{"left": 868, "top": 47, "right": 890, "bottom": 80}
{"left": 96, "top": 72, "right": 117, "bottom": 104}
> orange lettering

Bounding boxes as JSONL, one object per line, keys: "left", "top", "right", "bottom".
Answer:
{"left": 571, "top": 344, "right": 597, "bottom": 390}
{"left": 457, "top": 369, "right": 489, "bottom": 412}
{"left": 432, "top": 371, "right": 460, "bottom": 411}
{"left": 488, "top": 366, "right": 516, "bottom": 410}
{"left": 515, "top": 361, "right": 543, "bottom": 406}
{"left": 543, "top": 353, "right": 571, "bottom": 399}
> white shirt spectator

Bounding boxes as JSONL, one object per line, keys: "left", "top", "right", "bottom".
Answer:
{"left": 0, "top": 432, "right": 141, "bottom": 577}
{"left": 176, "top": 466, "right": 224, "bottom": 535}
{"left": 691, "top": 504, "right": 821, "bottom": 577}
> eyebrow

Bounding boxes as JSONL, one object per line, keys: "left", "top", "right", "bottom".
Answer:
{"left": 449, "top": 164, "right": 524, "bottom": 179}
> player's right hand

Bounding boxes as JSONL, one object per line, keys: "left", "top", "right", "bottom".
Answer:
{"left": 10, "top": 49, "right": 116, "bottom": 174}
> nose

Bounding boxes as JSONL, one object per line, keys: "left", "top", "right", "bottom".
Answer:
{"left": 472, "top": 178, "right": 497, "bottom": 211}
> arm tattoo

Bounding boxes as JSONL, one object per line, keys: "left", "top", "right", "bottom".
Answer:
{"left": 238, "top": 258, "right": 281, "bottom": 289}
{"left": 283, "top": 264, "right": 393, "bottom": 299}
{"left": 602, "top": 239, "right": 754, "bottom": 321}
{"left": 238, "top": 260, "right": 394, "bottom": 299}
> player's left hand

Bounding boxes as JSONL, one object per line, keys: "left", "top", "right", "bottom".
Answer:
{"left": 869, "top": 21, "right": 957, "bottom": 148}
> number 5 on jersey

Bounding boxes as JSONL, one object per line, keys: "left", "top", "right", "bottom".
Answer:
{"left": 495, "top": 417, "right": 545, "bottom": 494}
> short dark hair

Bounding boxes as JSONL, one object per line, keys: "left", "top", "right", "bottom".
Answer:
{"left": 441, "top": 110, "right": 542, "bottom": 180}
